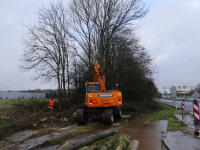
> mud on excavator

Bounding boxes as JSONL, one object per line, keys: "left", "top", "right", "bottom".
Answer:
{"left": 75, "top": 58, "right": 122, "bottom": 125}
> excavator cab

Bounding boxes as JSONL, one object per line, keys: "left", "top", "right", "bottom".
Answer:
{"left": 85, "top": 82, "right": 100, "bottom": 93}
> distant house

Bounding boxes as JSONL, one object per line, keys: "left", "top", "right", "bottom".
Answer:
{"left": 170, "top": 86, "right": 177, "bottom": 98}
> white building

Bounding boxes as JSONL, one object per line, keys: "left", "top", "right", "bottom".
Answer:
{"left": 170, "top": 86, "right": 177, "bottom": 98}
{"left": 0, "top": 91, "right": 46, "bottom": 99}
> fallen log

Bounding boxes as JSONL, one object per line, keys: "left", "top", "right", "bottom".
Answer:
{"left": 112, "top": 135, "right": 130, "bottom": 150}
{"left": 98, "top": 139, "right": 116, "bottom": 150}
{"left": 57, "top": 127, "right": 117, "bottom": 150}
{"left": 78, "top": 146, "right": 90, "bottom": 150}
{"left": 126, "top": 140, "right": 140, "bottom": 150}
{"left": 88, "top": 145, "right": 97, "bottom": 150}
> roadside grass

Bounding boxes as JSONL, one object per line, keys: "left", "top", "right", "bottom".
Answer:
{"left": 136, "top": 103, "right": 186, "bottom": 131}
{"left": 0, "top": 100, "right": 13, "bottom": 108}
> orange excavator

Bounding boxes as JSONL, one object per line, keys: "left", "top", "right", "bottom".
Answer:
{"left": 75, "top": 58, "right": 122, "bottom": 125}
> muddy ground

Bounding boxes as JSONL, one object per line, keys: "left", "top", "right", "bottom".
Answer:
{"left": 0, "top": 106, "right": 78, "bottom": 139}
{"left": 0, "top": 105, "right": 198, "bottom": 150}
{"left": 0, "top": 114, "right": 131, "bottom": 150}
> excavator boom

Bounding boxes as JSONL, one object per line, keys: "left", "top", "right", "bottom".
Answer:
{"left": 93, "top": 58, "right": 106, "bottom": 91}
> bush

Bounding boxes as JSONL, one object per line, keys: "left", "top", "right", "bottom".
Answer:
{"left": 122, "top": 100, "right": 160, "bottom": 114}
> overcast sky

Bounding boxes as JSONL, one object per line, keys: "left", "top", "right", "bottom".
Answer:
{"left": 139, "top": 0, "right": 200, "bottom": 92}
{"left": 0, "top": 0, "right": 200, "bottom": 92}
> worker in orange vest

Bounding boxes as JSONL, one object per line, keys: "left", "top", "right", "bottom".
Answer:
{"left": 49, "top": 97, "right": 54, "bottom": 111}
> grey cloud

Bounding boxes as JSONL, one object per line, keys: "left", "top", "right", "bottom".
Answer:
{"left": 139, "top": 0, "right": 200, "bottom": 92}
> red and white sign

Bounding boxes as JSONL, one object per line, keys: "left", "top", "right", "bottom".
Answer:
{"left": 181, "top": 100, "right": 184, "bottom": 110}
{"left": 194, "top": 102, "right": 200, "bottom": 120}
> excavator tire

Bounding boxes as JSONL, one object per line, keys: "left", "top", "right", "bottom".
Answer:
{"left": 115, "top": 107, "right": 122, "bottom": 119}
{"left": 75, "top": 109, "right": 88, "bottom": 125}
{"left": 102, "top": 108, "right": 114, "bottom": 125}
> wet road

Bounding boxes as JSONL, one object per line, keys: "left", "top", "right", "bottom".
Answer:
{"left": 156, "top": 99, "right": 195, "bottom": 114}
{"left": 173, "top": 97, "right": 198, "bottom": 101}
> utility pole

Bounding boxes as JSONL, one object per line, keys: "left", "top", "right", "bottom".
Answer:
{"left": 163, "top": 87, "right": 165, "bottom": 98}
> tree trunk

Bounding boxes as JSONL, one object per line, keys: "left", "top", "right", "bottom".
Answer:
{"left": 113, "top": 135, "right": 130, "bottom": 150}
{"left": 60, "top": 74, "right": 63, "bottom": 105}
{"left": 88, "top": 145, "right": 96, "bottom": 150}
{"left": 67, "top": 55, "right": 70, "bottom": 107}
{"left": 57, "top": 68, "right": 62, "bottom": 110}
{"left": 62, "top": 68, "right": 67, "bottom": 109}
{"left": 57, "top": 127, "right": 117, "bottom": 150}
{"left": 98, "top": 139, "right": 116, "bottom": 150}
{"left": 126, "top": 140, "right": 140, "bottom": 150}
{"left": 78, "top": 146, "right": 90, "bottom": 150}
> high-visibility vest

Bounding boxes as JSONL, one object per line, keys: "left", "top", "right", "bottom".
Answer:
{"left": 49, "top": 99, "right": 54, "bottom": 107}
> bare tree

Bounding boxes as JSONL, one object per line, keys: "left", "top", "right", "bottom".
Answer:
{"left": 19, "top": 1, "right": 70, "bottom": 110}
{"left": 69, "top": 0, "right": 148, "bottom": 75}
{"left": 68, "top": 0, "right": 158, "bottom": 102}
{"left": 19, "top": 0, "right": 157, "bottom": 109}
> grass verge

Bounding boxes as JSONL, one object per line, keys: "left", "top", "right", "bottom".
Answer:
{"left": 136, "top": 103, "right": 186, "bottom": 130}
{"left": 0, "top": 100, "right": 13, "bottom": 108}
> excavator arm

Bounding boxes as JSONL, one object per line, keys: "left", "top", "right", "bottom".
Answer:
{"left": 93, "top": 58, "right": 106, "bottom": 91}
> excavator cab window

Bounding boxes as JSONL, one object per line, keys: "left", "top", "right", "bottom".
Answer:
{"left": 86, "top": 84, "right": 99, "bottom": 93}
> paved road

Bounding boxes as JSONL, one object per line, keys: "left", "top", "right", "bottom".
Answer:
{"left": 163, "top": 97, "right": 200, "bottom": 101}
{"left": 156, "top": 99, "right": 195, "bottom": 114}
{"left": 175, "top": 97, "right": 199, "bottom": 101}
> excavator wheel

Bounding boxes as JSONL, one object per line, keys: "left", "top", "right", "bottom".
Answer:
{"left": 102, "top": 108, "right": 114, "bottom": 125}
{"left": 75, "top": 109, "right": 88, "bottom": 125}
{"left": 115, "top": 107, "right": 122, "bottom": 119}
